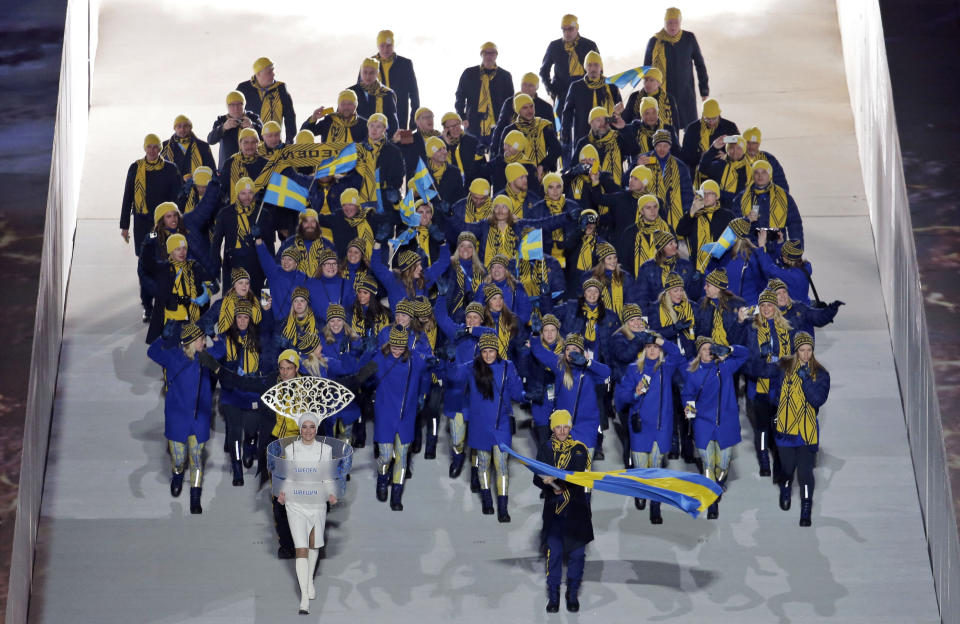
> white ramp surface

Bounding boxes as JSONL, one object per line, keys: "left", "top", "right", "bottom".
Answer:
{"left": 29, "top": 1, "right": 940, "bottom": 622}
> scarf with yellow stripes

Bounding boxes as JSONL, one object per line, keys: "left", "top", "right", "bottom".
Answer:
{"left": 564, "top": 37, "right": 585, "bottom": 78}
{"left": 652, "top": 29, "right": 682, "bottom": 90}
{"left": 634, "top": 217, "right": 669, "bottom": 274}
{"left": 166, "top": 260, "right": 200, "bottom": 323}
{"left": 427, "top": 157, "right": 447, "bottom": 186}
{"left": 776, "top": 362, "right": 818, "bottom": 444}
{"left": 659, "top": 255, "right": 677, "bottom": 286}
{"left": 740, "top": 183, "right": 789, "bottom": 229}
{"left": 638, "top": 87, "right": 674, "bottom": 127}
{"left": 478, "top": 67, "right": 499, "bottom": 137}
{"left": 694, "top": 204, "right": 721, "bottom": 272}
{"left": 582, "top": 303, "right": 600, "bottom": 341}
{"left": 229, "top": 153, "right": 259, "bottom": 203}
{"left": 600, "top": 272, "right": 624, "bottom": 319}
{"left": 659, "top": 297, "right": 695, "bottom": 340}
{"left": 518, "top": 259, "right": 548, "bottom": 300}
{"left": 233, "top": 202, "right": 255, "bottom": 249}
{"left": 590, "top": 130, "right": 624, "bottom": 186}
{"left": 651, "top": 157, "right": 683, "bottom": 231}
{"left": 361, "top": 80, "right": 391, "bottom": 115}
{"left": 584, "top": 75, "right": 614, "bottom": 114}
{"left": 225, "top": 330, "right": 260, "bottom": 374}
{"left": 134, "top": 158, "right": 165, "bottom": 215}
{"left": 446, "top": 136, "right": 467, "bottom": 177}
{"left": 504, "top": 186, "right": 527, "bottom": 217}
{"left": 251, "top": 78, "right": 285, "bottom": 125}
{"left": 707, "top": 298, "right": 729, "bottom": 346}
{"left": 719, "top": 156, "right": 750, "bottom": 195}
{"left": 514, "top": 116, "right": 552, "bottom": 165}
{"left": 756, "top": 320, "right": 791, "bottom": 393}
{"left": 745, "top": 151, "right": 771, "bottom": 167}
{"left": 543, "top": 196, "right": 567, "bottom": 266}
{"left": 551, "top": 435, "right": 581, "bottom": 513}
{"left": 293, "top": 239, "right": 323, "bottom": 277}
{"left": 270, "top": 373, "right": 301, "bottom": 438}
{"left": 352, "top": 302, "right": 389, "bottom": 337}
{"left": 494, "top": 313, "right": 512, "bottom": 359}
{"left": 345, "top": 209, "right": 375, "bottom": 258}
{"left": 183, "top": 186, "right": 200, "bottom": 214}
{"left": 415, "top": 226, "right": 433, "bottom": 267}
{"left": 465, "top": 195, "right": 492, "bottom": 223}
{"left": 217, "top": 292, "right": 263, "bottom": 334}
{"left": 356, "top": 139, "right": 385, "bottom": 205}
{"left": 452, "top": 259, "right": 485, "bottom": 314}
{"left": 256, "top": 143, "right": 281, "bottom": 158}
{"left": 484, "top": 224, "right": 517, "bottom": 266}
{"left": 327, "top": 113, "right": 358, "bottom": 149}
{"left": 576, "top": 233, "right": 596, "bottom": 271}
{"left": 283, "top": 308, "right": 318, "bottom": 342}
{"left": 634, "top": 120, "right": 666, "bottom": 154}
{"left": 162, "top": 134, "right": 203, "bottom": 179}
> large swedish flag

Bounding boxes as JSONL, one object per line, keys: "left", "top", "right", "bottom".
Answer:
{"left": 519, "top": 228, "right": 544, "bottom": 261}
{"left": 410, "top": 157, "right": 438, "bottom": 201}
{"left": 263, "top": 172, "right": 309, "bottom": 211}
{"left": 314, "top": 143, "right": 358, "bottom": 178}
{"left": 606, "top": 65, "right": 656, "bottom": 89}
{"left": 499, "top": 443, "right": 721, "bottom": 517}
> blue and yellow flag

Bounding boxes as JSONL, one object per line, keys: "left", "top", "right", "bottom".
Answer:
{"left": 315, "top": 143, "right": 358, "bottom": 178}
{"left": 410, "top": 157, "right": 438, "bottom": 201}
{"left": 700, "top": 225, "right": 738, "bottom": 259}
{"left": 499, "top": 443, "right": 721, "bottom": 517}
{"left": 519, "top": 228, "right": 544, "bottom": 261}
{"left": 390, "top": 227, "right": 417, "bottom": 248}
{"left": 374, "top": 168, "right": 384, "bottom": 213}
{"left": 552, "top": 99, "right": 562, "bottom": 133}
{"left": 398, "top": 189, "right": 421, "bottom": 227}
{"left": 606, "top": 65, "right": 655, "bottom": 89}
{"left": 263, "top": 172, "right": 309, "bottom": 212}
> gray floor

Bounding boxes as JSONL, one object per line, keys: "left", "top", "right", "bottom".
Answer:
{"left": 28, "top": 1, "right": 941, "bottom": 623}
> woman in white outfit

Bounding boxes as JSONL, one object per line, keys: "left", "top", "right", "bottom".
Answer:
{"left": 276, "top": 412, "right": 338, "bottom": 615}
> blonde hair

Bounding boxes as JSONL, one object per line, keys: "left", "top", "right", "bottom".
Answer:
{"left": 323, "top": 321, "right": 358, "bottom": 344}
{"left": 302, "top": 351, "right": 330, "bottom": 376}
{"left": 752, "top": 306, "right": 792, "bottom": 333}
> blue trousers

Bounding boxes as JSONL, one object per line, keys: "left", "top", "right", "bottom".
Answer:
{"left": 545, "top": 521, "right": 585, "bottom": 592}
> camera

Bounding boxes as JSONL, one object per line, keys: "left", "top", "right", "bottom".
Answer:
{"left": 695, "top": 190, "right": 705, "bottom": 199}
{"left": 723, "top": 135, "right": 740, "bottom": 144}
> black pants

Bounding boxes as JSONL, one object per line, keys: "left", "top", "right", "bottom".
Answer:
{"left": 221, "top": 403, "right": 259, "bottom": 461}
{"left": 132, "top": 214, "right": 153, "bottom": 311}
{"left": 778, "top": 445, "right": 816, "bottom": 497}
{"left": 750, "top": 397, "right": 780, "bottom": 473}
{"left": 272, "top": 496, "right": 294, "bottom": 551}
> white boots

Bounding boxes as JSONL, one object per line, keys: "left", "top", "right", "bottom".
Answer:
{"left": 296, "top": 549, "right": 320, "bottom": 614}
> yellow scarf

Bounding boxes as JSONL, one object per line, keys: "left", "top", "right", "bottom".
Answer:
{"left": 294, "top": 239, "right": 323, "bottom": 277}
{"left": 650, "top": 88, "right": 674, "bottom": 126}
{"left": 217, "top": 292, "right": 263, "bottom": 334}
{"left": 183, "top": 186, "right": 200, "bottom": 214}
{"left": 745, "top": 151, "right": 770, "bottom": 167}
{"left": 234, "top": 203, "right": 254, "bottom": 249}
{"left": 378, "top": 54, "right": 395, "bottom": 87}
{"left": 776, "top": 362, "right": 818, "bottom": 444}
{"left": 484, "top": 224, "right": 517, "bottom": 265}
{"left": 166, "top": 260, "right": 199, "bottom": 323}
{"left": 659, "top": 298, "right": 695, "bottom": 340}
{"left": 518, "top": 259, "right": 547, "bottom": 298}
{"left": 564, "top": 37, "right": 585, "bottom": 77}
{"left": 361, "top": 80, "right": 391, "bottom": 115}
{"left": 505, "top": 186, "right": 527, "bottom": 217}
{"left": 633, "top": 119, "right": 666, "bottom": 154}
{"left": 447, "top": 137, "right": 467, "bottom": 177}
{"left": 634, "top": 218, "right": 669, "bottom": 274}
{"left": 452, "top": 259, "right": 485, "bottom": 314}
{"left": 600, "top": 274, "right": 624, "bottom": 319}
{"left": 582, "top": 304, "right": 599, "bottom": 342}
{"left": 226, "top": 331, "right": 260, "bottom": 374}
{"left": 659, "top": 256, "right": 677, "bottom": 286}
{"left": 352, "top": 302, "right": 389, "bottom": 337}
{"left": 428, "top": 157, "right": 447, "bottom": 185}
{"left": 756, "top": 320, "right": 791, "bottom": 393}
{"left": 514, "top": 116, "right": 552, "bottom": 165}
{"left": 283, "top": 309, "right": 317, "bottom": 341}
{"left": 162, "top": 135, "right": 202, "bottom": 179}
{"left": 356, "top": 139, "right": 384, "bottom": 204}
{"left": 577, "top": 234, "right": 596, "bottom": 271}
{"left": 229, "top": 153, "right": 258, "bottom": 203}
{"left": 551, "top": 435, "right": 582, "bottom": 512}
{"left": 544, "top": 197, "right": 567, "bottom": 266}
{"left": 694, "top": 204, "right": 720, "bottom": 272}
{"left": 709, "top": 299, "right": 729, "bottom": 346}
{"left": 253, "top": 78, "right": 284, "bottom": 125}
{"left": 653, "top": 156, "right": 683, "bottom": 232}
{"left": 270, "top": 373, "right": 301, "bottom": 437}
{"left": 496, "top": 314, "right": 511, "bottom": 359}
{"left": 345, "top": 209, "right": 375, "bottom": 258}
{"left": 465, "top": 195, "right": 492, "bottom": 222}
{"left": 569, "top": 173, "right": 591, "bottom": 201}
{"left": 416, "top": 226, "right": 433, "bottom": 266}
{"left": 591, "top": 130, "right": 624, "bottom": 186}
{"left": 698, "top": 118, "right": 713, "bottom": 152}
{"left": 134, "top": 158, "right": 165, "bottom": 215}
{"left": 256, "top": 143, "right": 281, "bottom": 158}
{"left": 478, "top": 67, "right": 498, "bottom": 137}
{"left": 719, "top": 157, "right": 750, "bottom": 194}
{"left": 740, "top": 183, "right": 789, "bottom": 229}
{"left": 652, "top": 29, "right": 682, "bottom": 90}
{"left": 327, "top": 114, "right": 357, "bottom": 150}
{"left": 584, "top": 75, "right": 614, "bottom": 114}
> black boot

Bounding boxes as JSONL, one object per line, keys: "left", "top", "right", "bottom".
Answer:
{"left": 170, "top": 471, "right": 184, "bottom": 497}
{"left": 546, "top": 588, "right": 560, "bottom": 613}
{"left": 470, "top": 466, "right": 480, "bottom": 492}
{"left": 189, "top": 487, "right": 202, "bottom": 514}
{"left": 565, "top": 587, "right": 580, "bottom": 613}
{"left": 480, "top": 489, "right": 494, "bottom": 515}
{"left": 779, "top": 481, "right": 792, "bottom": 511}
{"left": 649, "top": 501, "right": 663, "bottom": 524}
{"left": 758, "top": 450, "right": 771, "bottom": 477}
{"left": 593, "top": 432, "right": 605, "bottom": 461}
{"left": 390, "top": 483, "right": 404, "bottom": 511}
{"left": 634, "top": 497, "right": 646, "bottom": 510}
{"left": 424, "top": 431, "right": 438, "bottom": 460}
{"left": 707, "top": 499, "right": 719, "bottom": 520}
{"left": 242, "top": 436, "right": 257, "bottom": 468}
{"left": 376, "top": 473, "right": 389, "bottom": 502}
{"left": 497, "top": 495, "right": 511, "bottom": 523}
{"left": 405, "top": 451, "right": 413, "bottom": 480}
{"left": 231, "top": 459, "right": 244, "bottom": 486}
{"left": 449, "top": 452, "right": 466, "bottom": 478}
{"left": 277, "top": 545, "right": 295, "bottom": 559}
{"left": 799, "top": 497, "right": 812, "bottom": 527}
{"left": 352, "top": 418, "right": 366, "bottom": 448}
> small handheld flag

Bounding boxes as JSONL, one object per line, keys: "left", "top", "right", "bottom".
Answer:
{"left": 389, "top": 228, "right": 418, "bottom": 248}
{"left": 374, "top": 167, "right": 384, "bottom": 213}
{"left": 315, "top": 143, "right": 358, "bottom": 178}
{"left": 410, "top": 158, "right": 438, "bottom": 201}
{"left": 519, "top": 229, "right": 544, "bottom": 261}
{"left": 700, "top": 225, "right": 738, "bottom": 259}
{"left": 606, "top": 65, "right": 655, "bottom": 89}
{"left": 263, "top": 172, "right": 309, "bottom": 212}
{"left": 398, "top": 189, "right": 421, "bottom": 227}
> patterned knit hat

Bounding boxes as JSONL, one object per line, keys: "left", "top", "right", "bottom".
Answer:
{"left": 662, "top": 272, "right": 684, "bottom": 291}
{"left": 477, "top": 333, "right": 500, "bottom": 352}
{"left": 483, "top": 284, "right": 503, "bottom": 301}
{"left": 326, "top": 303, "right": 346, "bottom": 321}
{"left": 464, "top": 302, "right": 485, "bottom": 318}
{"left": 291, "top": 286, "right": 310, "bottom": 302}
{"left": 653, "top": 230, "right": 676, "bottom": 251}
{"left": 758, "top": 289, "right": 778, "bottom": 306}
{"left": 652, "top": 129, "right": 672, "bottom": 145}
{"left": 781, "top": 240, "right": 803, "bottom": 261}
{"left": 457, "top": 231, "right": 479, "bottom": 248}
{"left": 582, "top": 278, "right": 603, "bottom": 293}
{"left": 564, "top": 333, "right": 585, "bottom": 351}
{"left": 231, "top": 267, "right": 251, "bottom": 283}
{"left": 794, "top": 332, "right": 814, "bottom": 350}
{"left": 413, "top": 297, "right": 433, "bottom": 318}
{"left": 596, "top": 242, "right": 616, "bottom": 260}
{"left": 388, "top": 324, "right": 409, "bottom": 347}
{"left": 234, "top": 299, "right": 253, "bottom": 318}
{"left": 729, "top": 217, "right": 751, "bottom": 238}
{"left": 317, "top": 248, "right": 338, "bottom": 265}
{"left": 297, "top": 332, "right": 321, "bottom": 354}
{"left": 346, "top": 238, "right": 367, "bottom": 257}
{"left": 486, "top": 254, "right": 511, "bottom": 270}
{"left": 395, "top": 299, "right": 417, "bottom": 318}
{"left": 621, "top": 304, "right": 643, "bottom": 323}
{"left": 354, "top": 274, "right": 378, "bottom": 294}
{"left": 705, "top": 268, "right": 729, "bottom": 290}
{"left": 281, "top": 246, "right": 302, "bottom": 262}
{"left": 541, "top": 314, "right": 561, "bottom": 329}
{"left": 180, "top": 323, "right": 204, "bottom": 346}
{"left": 767, "top": 278, "right": 788, "bottom": 292}
{"left": 695, "top": 335, "right": 712, "bottom": 353}
{"left": 396, "top": 250, "right": 421, "bottom": 272}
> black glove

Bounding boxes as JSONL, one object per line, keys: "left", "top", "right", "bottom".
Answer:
{"left": 356, "top": 361, "right": 378, "bottom": 385}
{"left": 568, "top": 351, "right": 587, "bottom": 367}
{"left": 161, "top": 320, "right": 177, "bottom": 340}
{"left": 630, "top": 414, "right": 642, "bottom": 434}
{"left": 197, "top": 351, "right": 220, "bottom": 373}
{"left": 673, "top": 318, "right": 692, "bottom": 331}
{"left": 165, "top": 297, "right": 179, "bottom": 312}
{"left": 382, "top": 189, "right": 400, "bottom": 205}
{"left": 530, "top": 315, "right": 543, "bottom": 335}
{"left": 436, "top": 277, "right": 451, "bottom": 297}
{"left": 374, "top": 220, "right": 394, "bottom": 242}
{"left": 566, "top": 162, "right": 590, "bottom": 177}
{"left": 635, "top": 330, "right": 655, "bottom": 345}
{"left": 797, "top": 364, "right": 811, "bottom": 380}
{"left": 207, "top": 279, "right": 220, "bottom": 296}
{"left": 829, "top": 300, "right": 845, "bottom": 309}
{"left": 710, "top": 344, "right": 732, "bottom": 359}
{"left": 759, "top": 342, "right": 772, "bottom": 357}
{"left": 428, "top": 224, "right": 445, "bottom": 242}
{"left": 566, "top": 208, "right": 582, "bottom": 223}
{"left": 455, "top": 326, "right": 472, "bottom": 339}
{"left": 425, "top": 356, "right": 441, "bottom": 371}
{"left": 249, "top": 224, "right": 261, "bottom": 239}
